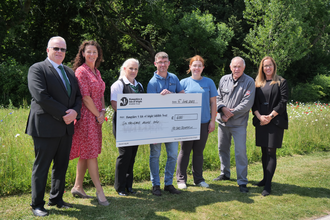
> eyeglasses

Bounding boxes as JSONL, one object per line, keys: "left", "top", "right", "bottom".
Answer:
{"left": 263, "top": 65, "right": 273, "bottom": 68}
{"left": 156, "top": 61, "right": 169, "bottom": 65}
{"left": 49, "top": 47, "right": 67, "bottom": 52}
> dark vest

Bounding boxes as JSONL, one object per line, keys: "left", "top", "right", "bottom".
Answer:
{"left": 121, "top": 78, "right": 144, "bottom": 94}
{"left": 112, "top": 79, "right": 144, "bottom": 137}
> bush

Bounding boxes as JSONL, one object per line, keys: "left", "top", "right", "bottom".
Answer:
{"left": 312, "top": 74, "right": 330, "bottom": 102}
{"left": 98, "top": 67, "right": 119, "bottom": 106}
{"left": 291, "top": 83, "right": 322, "bottom": 102}
{"left": 290, "top": 74, "right": 330, "bottom": 102}
{"left": 0, "top": 58, "right": 30, "bottom": 107}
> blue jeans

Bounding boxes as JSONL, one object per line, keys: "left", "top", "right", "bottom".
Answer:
{"left": 149, "top": 142, "right": 178, "bottom": 186}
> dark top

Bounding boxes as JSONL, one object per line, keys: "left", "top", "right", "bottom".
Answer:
{"left": 112, "top": 78, "right": 144, "bottom": 137}
{"left": 25, "top": 59, "right": 82, "bottom": 137}
{"left": 252, "top": 78, "right": 289, "bottom": 130}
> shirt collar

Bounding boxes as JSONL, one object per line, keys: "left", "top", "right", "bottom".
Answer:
{"left": 123, "top": 76, "right": 138, "bottom": 86}
{"left": 47, "top": 57, "right": 62, "bottom": 69}
{"left": 232, "top": 73, "right": 245, "bottom": 83}
{"left": 154, "top": 71, "right": 169, "bottom": 80}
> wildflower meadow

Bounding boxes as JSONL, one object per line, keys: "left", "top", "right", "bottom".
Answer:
{"left": 0, "top": 102, "right": 329, "bottom": 196}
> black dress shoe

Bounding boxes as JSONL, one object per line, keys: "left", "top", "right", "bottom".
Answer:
{"left": 262, "top": 189, "right": 271, "bottom": 196}
{"left": 239, "top": 184, "right": 249, "bottom": 193}
{"left": 118, "top": 191, "right": 128, "bottom": 196}
{"left": 48, "top": 201, "right": 73, "bottom": 209}
{"left": 32, "top": 207, "right": 48, "bottom": 217}
{"left": 126, "top": 188, "right": 136, "bottom": 194}
{"left": 253, "top": 180, "right": 265, "bottom": 187}
{"left": 213, "top": 174, "right": 230, "bottom": 181}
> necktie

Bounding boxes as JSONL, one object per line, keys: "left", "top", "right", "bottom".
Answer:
{"left": 58, "top": 65, "right": 71, "bottom": 96}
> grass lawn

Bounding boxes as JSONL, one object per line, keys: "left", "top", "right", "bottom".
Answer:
{"left": 1, "top": 151, "right": 329, "bottom": 220}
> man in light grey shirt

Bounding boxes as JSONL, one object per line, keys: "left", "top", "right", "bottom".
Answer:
{"left": 213, "top": 56, "right": 255, "bottom": 193}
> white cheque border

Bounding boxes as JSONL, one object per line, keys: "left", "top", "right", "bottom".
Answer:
{"left": 116, "top": 94, "right": 202, "bottom": 147}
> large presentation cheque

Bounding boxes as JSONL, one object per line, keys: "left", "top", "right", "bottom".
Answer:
{"left": 116, "top": 93, "right": 202, "bottom": 147}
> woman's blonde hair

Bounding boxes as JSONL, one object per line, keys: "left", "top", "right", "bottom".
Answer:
{"left": 119, "top": 58, "right": 139, "bottom": 79}
{"left": 255, "top": 56, "right": 282, "bottom": 88}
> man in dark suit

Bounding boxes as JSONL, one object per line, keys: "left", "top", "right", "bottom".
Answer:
{"left": 25, "top": 36, "right": 82, "bottom": 217}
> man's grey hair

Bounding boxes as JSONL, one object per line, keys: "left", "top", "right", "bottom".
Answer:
{"left": 230, "top": 56, "right": 246, "bottom": 67}
{"left": 47, "top": 36, "right": 66, "bottom": 48}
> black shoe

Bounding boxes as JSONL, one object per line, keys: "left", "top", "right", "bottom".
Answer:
{"left": 48, "top": 201, "right": 73, "bottom": 209}
{"left": 239, "top": 184, "right": 249, "bottom": 193}
{"left": 126, "top": 188, "right": 136, "bottom": 194}
{"left": 213, "top": 174, "right": 230, "bottom": 181}
{"left": 164, "top": 185, "right": 181, "bottom": 194}
{"left": 32, "top": 207, "right": 48, "bottom": 217}
{"left": 262, "top": 189, "right": 271, "bottom": 196}
{"left": 253, "top": 180, "right": 265, "bottom": 187}
{"left": 152, "top": 185, "right": 162, "bottom": 196}
{"left": 118, "top": 191, "right": 128, "bottom": 196}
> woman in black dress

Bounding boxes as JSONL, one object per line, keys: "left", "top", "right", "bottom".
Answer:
{"left": 252, "top": 56, "right": 288, "bottom": 196}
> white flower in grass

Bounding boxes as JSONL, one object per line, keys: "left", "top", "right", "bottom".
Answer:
{"left": 15, "top": 134, "right": 20, "bottom": 138}
{"left": 315, "top": 119, "right": 318, "bottom": 121}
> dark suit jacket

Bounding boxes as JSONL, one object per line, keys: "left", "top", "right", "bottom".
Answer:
{"left": 252, "top": 78, "right": 288, "bottom": 129}
{"left": 25, "top": 59, "right": 82, "bottom": 137}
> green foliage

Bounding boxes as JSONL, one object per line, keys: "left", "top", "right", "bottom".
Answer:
{"left": 165, "top": 10, "right": 233, "bottom": 78}
{"left": 1, "top": 104, "right": 330, "bottom": 196}
{"left": 1, "top": 0, "right": 330, "bottom": 103}
{"left": 1, "top": 152, "right": 330, "bottom": 219}
{"left": 0, "top": 109, "right": 34, "bottom": 195}
{"left": 0, "top": 58, "right": 30, "bottom": 107}
{"left": 243, "top": 0, "right": 311, "bottom": 75}
{"left": 312, "top": 75, "right": 330, "bottom": 102}
{"left": 98, "top": 68, "right": 119, "bottom": 106}
{"left": 291, "top": 83, "right": 322, "bottom": 102}
{"left": 291, "top": 74, "right": 330, "bottom": 102}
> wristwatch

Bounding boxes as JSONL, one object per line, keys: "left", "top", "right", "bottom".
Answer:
{"left": 270, "top": 113, "right": 274, "bottom": 119}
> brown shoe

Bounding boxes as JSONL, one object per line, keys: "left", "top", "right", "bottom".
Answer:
{"left": 152, "top": 185, "right": 162, "bottom": 196}
{"left": 164, "top": 185, "right": 181, "bottom": 194}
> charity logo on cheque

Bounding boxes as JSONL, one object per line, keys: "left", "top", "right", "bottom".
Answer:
{"left": 121, "top": 97, "right": 143, "bottom": 106}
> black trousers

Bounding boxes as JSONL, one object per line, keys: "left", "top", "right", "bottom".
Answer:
{"left": 31, "top": 135, "right": 72, "bottom": 209}
{"left": 114, "top": 146, "right": 138, "bottom": 192}
{"left": 176, "top": 122, "right": 209, "bottom": 184}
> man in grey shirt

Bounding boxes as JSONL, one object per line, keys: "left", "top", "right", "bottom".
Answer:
{"left": 213, "top": 56, "right": 255, "bottom": 193}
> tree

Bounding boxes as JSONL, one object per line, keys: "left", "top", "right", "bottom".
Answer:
{"left": 164, "top": 10, "right": 234, "bottom": 79}
{"left": 243, "top": 0, "right": 330, "bottom": 82}
{"left": 0, "top": 0, "right": 32, "bottom": 62}
{"left": 243, "top": 0, "right": 311, "bottom": 75}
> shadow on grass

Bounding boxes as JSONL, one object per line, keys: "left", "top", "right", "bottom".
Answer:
{"left": 22, "top": 179, "right": 330, "bottom": 220}
{"left": 46, "top": 184, "right": 255, "bottom": 219}
{"left": 250, "top": 180, "right": 330, "bottom": 198}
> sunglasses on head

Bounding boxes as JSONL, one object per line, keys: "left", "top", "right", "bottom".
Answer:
{"left": 49, "top": 47, "right": 67, "bottom": 52}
